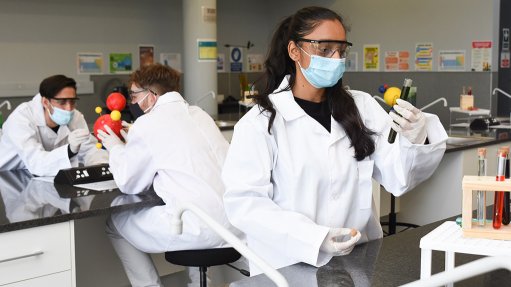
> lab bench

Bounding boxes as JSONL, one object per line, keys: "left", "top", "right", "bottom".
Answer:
{"left": 396, "top": 129, "right": 511, "bottom": 228}
{"left": 0, "top": 170, "right": 164, "bottom": 286}
{"left": 229, "top": 216, "right": 511, "bottom": 287}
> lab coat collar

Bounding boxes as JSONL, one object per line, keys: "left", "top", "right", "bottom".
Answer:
{"left": 269, "top": 76, "right": 346, "bottom": 143}
{"left": 330, "top": 117, "right": 346, "bottom": 144}
{"left": 30, "top": 93, "right": 75, "bottom": 146}
{"left": 31, "top": 93, "right": 48, "bottom": 127}
{"left": 153, "top": 91, "right": 187, "bottom": 110}
{"left": 269, "top": 76, "right": 307, "bottom": 122}
{"left": 55, "top": 125, "right": 71, "bottom": 146}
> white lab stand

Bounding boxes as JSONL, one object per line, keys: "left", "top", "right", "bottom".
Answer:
{"left": 419, "top": 221, "right": 511, "bottom": 287}
{"left": 449, "top": 107, "right": 490, "bottom": 135}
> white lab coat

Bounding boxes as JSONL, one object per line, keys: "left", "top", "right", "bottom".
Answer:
{"left": 222, "top": 76, "right": 448, "bottom": 275}
{"left": 108, "top": 91, "right": 238, "bottom": 253}
{"left": 0, "top": 94, "right": 108, "bottom": 176}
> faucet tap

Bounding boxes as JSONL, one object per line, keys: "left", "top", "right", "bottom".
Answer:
{"left": 0, "top": 100, "right": 12, "bottom": 111}
{"left": 420, "top": 97, "right": 448, "bottom": 111}
{"left": 195, "top": 90, "right": 216, "bottom": 105}
{"left": 373, "top": 95, "right": 389, "bottom": 106}
{"left": 493, "top": 88, "right": 511, "bottom": 99}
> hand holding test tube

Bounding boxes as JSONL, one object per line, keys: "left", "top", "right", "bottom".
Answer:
{"left": 388, "top": 78, "right": 413, "bottom": 143}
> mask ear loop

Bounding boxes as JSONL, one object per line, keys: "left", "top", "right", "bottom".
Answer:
{"left": 296, "top": 43, "right": 312, "bottom": 70}
{"left": 140, "top": 90, "right": 158, "bottom": 113}
{"left": 44, "top": 98, "right": 55, "bottom": 117}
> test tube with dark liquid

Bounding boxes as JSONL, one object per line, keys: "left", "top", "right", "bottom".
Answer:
{"left": 388, "top": 78, "right": 413, "bottom": 144}
{"left": 503, "top": 146, "right": 510, "bottom": 225}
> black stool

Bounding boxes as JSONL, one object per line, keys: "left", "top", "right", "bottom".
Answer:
{"left": 380, "top": 194, "right": 420, "bottom": 235}
{"left": 165, "top": 247, "right": 243, "bottom": 287}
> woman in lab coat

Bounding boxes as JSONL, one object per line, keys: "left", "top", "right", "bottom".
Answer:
{"left": 98, "top": 64, "right": 237, "bottom": 287}
{"left": 222, "top": 6, "right": 448, "bottom": 275}
{"left": 0, "top": 75, "right": 107, "bottom": 176}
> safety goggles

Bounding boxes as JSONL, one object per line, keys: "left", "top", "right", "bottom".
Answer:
{"left": 128, "top": 88, "right": 156, "bottom": 102}
{"left": 296, "top": 38, "right": 353, "bottom": 58}
{"left": 50, "top": 97, "right": 79, "bottom": 107}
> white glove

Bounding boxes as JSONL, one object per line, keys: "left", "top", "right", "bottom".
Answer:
{"left": 97, "top": 125, "right": 124, "bottom": 151}
{"left": 389, "top": 99, "right": 427, "bottom": 144}
{"left": 320, "top": 228, "right": 361, "bottom": 256}
{"left": 120, "top": 121, "right": 131, "bottom": 142}
{"left": 68, "top": 129, "right": 90, "bottom": 154}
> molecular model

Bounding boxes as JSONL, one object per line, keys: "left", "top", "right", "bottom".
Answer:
{"left": 378, "top": 84, "right": 401, "bottom": 106}
{"left": 93, "top": 92, "right": 126, "bottom": 149}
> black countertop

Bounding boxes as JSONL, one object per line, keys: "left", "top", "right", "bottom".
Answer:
{"left": 0, "top": 169, "right": 164, "bottom": 233}
{"left": 443, "top": 128, "right": 511, "bottom": 153}
{"left": 230, "top": 217, "right": 511, "bottom": 286}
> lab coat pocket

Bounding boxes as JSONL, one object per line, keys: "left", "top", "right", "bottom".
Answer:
{"left": 357, "top": 160, "right": 374, "bottom": 210}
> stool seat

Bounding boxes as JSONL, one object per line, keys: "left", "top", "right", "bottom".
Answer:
{"left": 165, "top": 247, "right": 241, "bottom": 267}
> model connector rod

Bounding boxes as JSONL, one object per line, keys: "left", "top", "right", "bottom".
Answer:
{"left": 388, "top": 78, "right": 413, "bottom": 143}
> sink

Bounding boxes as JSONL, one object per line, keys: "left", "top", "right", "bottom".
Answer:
{"left": 446, "top": 136, "right": 493, "bottom": 146}
{"left": 214, "top": 120, "right": 236, "bottom": 128}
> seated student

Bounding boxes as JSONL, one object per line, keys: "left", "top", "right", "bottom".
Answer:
{"left": 98, "top": 63, "right": 237, "bottom": 286}
{"left": 0, "top": 75, "right": 108, "bottom": 176}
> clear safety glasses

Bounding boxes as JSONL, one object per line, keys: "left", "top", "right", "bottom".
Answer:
{"left": 128, "top": 88, "right": 156, "bottom": 102}
{"left": 296, "top": 38, "right": 353, "bottom": 58}
{"left": 50, "top": 97, "right": 79, "bottom": 107}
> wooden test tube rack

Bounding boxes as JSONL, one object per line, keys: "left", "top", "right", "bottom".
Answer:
{"left": 462, "top": 175, "right": 511, "bottom": 240}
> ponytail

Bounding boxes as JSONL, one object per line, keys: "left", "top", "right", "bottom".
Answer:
{"left": 326, "top": 81, "right": 375, "bottom": 160}
{"left": 253, "top": 16, "right": 296, "bottom": 134}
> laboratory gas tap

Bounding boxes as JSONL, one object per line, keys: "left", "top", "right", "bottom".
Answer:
{"left": 420, "top": 97, "right": 448, "bottom": 111}
{"left": 493, "top": 88, "right": 511, "bottom": 99}
{"left": 0, "top": 100, "right": 12, "bottom": 129}
{"left": 0, "top": 100, "right": 12, "bottom": 111}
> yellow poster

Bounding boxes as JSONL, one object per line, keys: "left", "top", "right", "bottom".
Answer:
{"left": 363, "top": 45, "right": 380, "bottom": 71}
{"left": 197, "top": 39, "right": 217, "bottom": 62}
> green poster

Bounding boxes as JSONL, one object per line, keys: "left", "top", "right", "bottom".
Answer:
{"left": 109, "top": 53, "right": 132, "bottom": 73}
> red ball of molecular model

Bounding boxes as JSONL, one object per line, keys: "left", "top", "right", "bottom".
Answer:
{"left": 93, "top": 92, "right": 126, "bottom": 148}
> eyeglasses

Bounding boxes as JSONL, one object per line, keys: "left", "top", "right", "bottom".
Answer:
{"left": 296, "top": 38, "right": 353, "bottom": 58}
{"left": 51, "top": 97, "right": 79, "bottom": 106}
{"left": 128, "top": 88, "right": 156, "bottom": 101}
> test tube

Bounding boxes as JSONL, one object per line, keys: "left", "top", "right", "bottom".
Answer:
{"left": 493, "top": 148, "right": 507, "bottom": 229}
{"left": 388, "top": 78, "right": 413, "bottom": 144}
{"left": 504, "top": 146, "right": 511, "bottom": 225}
{"left": 476, "top": 148, "right": 487, "bottom": 226}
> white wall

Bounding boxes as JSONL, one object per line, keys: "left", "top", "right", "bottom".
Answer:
{"left": 0, "top": 0, "right": 497, "bottom": 85}
{"left": 0, "top": 0, "right": 182, "bottom": 84}
{"left": 217, "top": 0, "right": 273, "bottom": 59}
{"left": 0, "top": 0, "right": 500, "bottom": 114}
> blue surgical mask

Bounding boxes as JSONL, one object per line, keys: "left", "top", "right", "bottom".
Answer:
{"left": 298, "top": 47, "right": 346, "bottom": 88}
{"left": 48, "top": 104, "right": 74, "bottom": 125}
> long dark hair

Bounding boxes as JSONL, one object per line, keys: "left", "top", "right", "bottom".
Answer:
{"left": 254, "top": 6, "right": 375, "bottom": 161}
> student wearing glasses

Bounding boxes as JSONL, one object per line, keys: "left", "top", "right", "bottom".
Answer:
{"left": 0, "top": 75, "right": 107, "bottom": 176}
{"left": 98, "top": 64, "right": 237, "bottom": 286}
{"left": 222, "top": 6, "right": 447, "bottom": 274}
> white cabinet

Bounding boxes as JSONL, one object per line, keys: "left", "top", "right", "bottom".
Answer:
{"left": 0, "top": 222, "right": 74, "bottom": 286}
{"left": 7, "top": 271, "right": 71, "bottom": 287}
